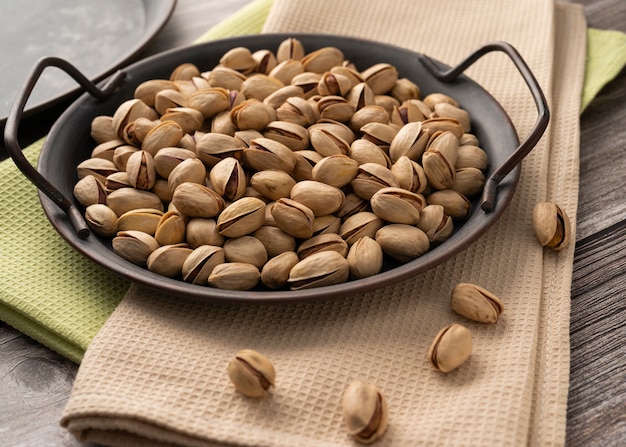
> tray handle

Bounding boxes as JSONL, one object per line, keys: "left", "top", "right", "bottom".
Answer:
{"left": 3, "top": 57, "right": 126, "bottom": 239}
{"left": 418, "top": 41, "right": 549, "bottom": 212}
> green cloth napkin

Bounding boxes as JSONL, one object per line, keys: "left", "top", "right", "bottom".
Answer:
{"left": 1, "top": 0, "right": 624, "bottom": 363}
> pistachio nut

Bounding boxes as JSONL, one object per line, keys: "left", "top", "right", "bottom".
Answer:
{"left": 208, "top": 262, "right": 260, "bottom": 290}
{"left": 73, "top": 175, "right": 107, "bottom": 207}
{"left": 153, "top": 89, "right": 186, "bottom": 116}
{"left": 169, "top": 62, "right": 200, "bottom": 81}
{"left": 456, "top": 144, "right": 488, "bottom": 171}
{"left": 375, "top": 94, "right": 401, "bottom": 117}
{"left": 421, "top": 117, "right": 464, "bottom": 140}
{"left": 416, "top": 204, "right": 454, "bottom": 243}
{"left": 160, "top": 107, "right": 205, "bottom": 134}
{"left": 253, "top": 225, "right": 297, "bottom": 258}
{"left": 451, "top": 283, "right": 504, "bottom": 324}
{"left": 346, "top": 82, "right": 376, "bottom": 111}
{"left": 390, "top": 77, "right": 420, "bottom": 103}
{"left": 243, "top": 137, "right": 296, "bottom": 173}
{"left": 312, "top": 215, "right": 342, "bottom": 237}
{"left": 116, "top": 208, "right": 164, "bottom": 235}
{"left": 187, "top": 87, "right": 230, "bottom": 118}
{"left": 106, "top": 188, "right": 163, "bottom": 217}
{"left": 268, "top": 59, "right": 305, "bottom": 85}
{"left": 252, "top": 49, "right": 278, "bottom": 74}
{"left": 370, "top": 187, "right": 425, "bottom": 225}
{"left": 206, "top": 66, "right": 247, "bottom": 90}
{"left": 125, "top": 150, "right": 156, "bottom": 190}
{"left": 181, "top": 245, "right": 225, "bottom": 284}
{"left": 342, "top": 380, "right": 389, "bottom": 444}
{"left": 263, "top": 85, "right": 306, "bottom": 109}
{"left": 290, "top": 72, "right": 322, "bottom": 98}
{"left": 153, "top": 147, "right": 198, "bottom": 179}
{"left": 151, "top": 179, "right": 173, "bottom": 203}
{"left": 141, "top": 120, "right": 184, "bottom": 156}
{"left": 428, "top": 323, "right": 472, "bottom": 373}
{"left": 423, "top": 92, "right": 459, "bottom": 109}
{"left": 339, "top": 212, "right": 385, "bottom": 246}
{"left": 360, "top": 122, "right": 398, "bottom": 151}
{"left": 346, "top": 236, "right": 384, "bottom": 279}
{"left": 263, "top": 120, "right": 309, "bottom": 151}
{"left": 276, "top": 96, "right": 318, "bottom": 127}
{"left": 287, "top": 251, "right": 349, "bottom": 290}
{"left": 91, "top": 115, "right": 117, "bottom": 144}
{"left": 277, "top": 37, "right": 305, "bottom": 62}
{"left": 271, "top": 198, "right": 315, "bottom": 239}
{"left": 111, "top": 98, "right": 159, "bottom": 138}
{"left": 296, "top": 233, "right": 349, "bottom": 260}
{"left": 210, "top": 110, "right": 237, "bottom": 136}
{"left": 391, "top": 156, "right": 427, "bottom": 194}
{"left": 427, "top": 189, "right": 471, "bottom": 220}
{"left": 250, "top": 169, "right": 297, "bottom": 201}
{"left": 260, "top": 251, "right": 300, "bottom": 289}
{"left": 317, "top": 95, "right": 354, "bottom": 122}
{"left": 105, "top": 171, "right": 132, "bottom": 192}
{"left": 154, "top": 211, "right": 187, "bottom": 246}
{"left": 532, "top": 201, "right": 571, "bottom": 250}
{"left": 351, "top": 163, "right": 399, "bottom": 200}
{"left": 196, "top": 132, "right": 245, "bottom": 167}
{"left": 76, "top": 158, "right": 119, "bottom": 184}
{"left": 459, "top": 133, "right": 480, "bottom": 146}
{"left": 146, "top": 243, "right": 193, "bottom": 278}
{"left": 292, "top": 150, "right": 323, "bottom": 182}
{"left": 112, "top": 230, "right": 160, "bottom": 266}
{"left": 216, "top": 196, "right": 266, "bottom": 238}
{"left": 349, "top": 105, "right": 390, "bottom": 133}
{"left": 301, "top": 46, "right": 344, "bottom": 73}
{"left": 134, "top": 79, "right": 177, "bottom": 107}
{"left": 210, "top": 157, "right": 247, "bottom": 202}
{"left": 388, "top": 121, "right": 430, "bottom": 163}
{"left": 431, "top": 102, "right": 471, "bottom": 132}
{"left": 227, "top": 349, "right": 275, "bottom": 397}
{"left": 290, "top": 180, "right": 345, "bottom": 216}
{"left": 241, "top": 74, "right": 284, "bottom": 101}
{"left": 230, "top": 99, "right": 277, "bottom": 131}
{"left": 309, "top": 127, "right": 351, "bottom": 157}
{"left": 186, "top": 218, "right": 225, "bottom": 248}
{"left": 375, "top": 224, "right": 430, "bottom": 263}
{"left": 311, "top": 154, "right": 359, "bottom": 188}
{"left": 84, "top": 204, "right": 118, "bottom": 237}
{"left": 171, "top": 182, "right": 224, "bottom": 218}
{"left": 91, "top": 139, "right": 127, "bottom": 161}
{"left": 390, "top": 99, "right": 430, "bottom": 126}
{"left": 361, "top": 62, "right": 399, "bottom": 95}
{"left": 167, "top": 157, "right": 207, "bottom": 193}
{"left": 451, "top": 167, "right": 485, "bottom": 197}
{"left": 220, "top": 47, "right": 257, "bottom": 74}
{"left": 224, "top": 236, "right": 268, "bottom": 269}
{"left": 349, "top": 139, "right": 391, "bottom": 168}
{"left": 422, "top": 131, "right": 459, "bottom": 190}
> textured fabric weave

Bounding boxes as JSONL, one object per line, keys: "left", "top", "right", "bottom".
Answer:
{"left": 58, "top": 1, "right": 586, "bottom": 446}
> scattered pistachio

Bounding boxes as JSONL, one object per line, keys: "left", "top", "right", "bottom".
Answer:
{"left": 342, "top": 380, "right": 389, "bottom": 444}
{"left": 227, "top": 349, "right": 276, "bottom": 397}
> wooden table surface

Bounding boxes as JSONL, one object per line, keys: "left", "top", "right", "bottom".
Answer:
{"left": 1, "top": 1, "right": 624, "bottom": 446}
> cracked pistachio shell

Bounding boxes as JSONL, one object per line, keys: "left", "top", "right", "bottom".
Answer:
{"left": 134, "top": 79, "right": 177, "bottom": 106}
{"left": 310, "top": 127, "right": 351, "bottom": 157}
{"left": 271, "top": 198, "right": 315, "bottom": 239}
{"left": 186, "top": 218, "right": 225, "bottom": 248}
{"left": 422, "top": 131, "right": 459, "bottom": 190}
{"left": 243, "top": 138, "right": 296, "bottom": 173}
{"left": 292, "top": 150, "right": 323, "bottom": 182}
{"left": 263, "top": 120, "right": 309, "bottom": 151}
{"left": 74, "top": 175, "right": 108, "bottom": 207}
{"left": 432, "top": 102, "right": 471, "bottom": 133}
{"left": 105, "top": 171, "right": 132, "bottom": 192}
{"left": 347, "top": 236, "right": 383, "bottom": 279}
{"left": 311, "top": 154, "right": 359, "bottom": 188}
{"left": 146, "top": 243, "right": 193, "bottom": 278}
{"left": 182, "top": 245, "right": 225, "bottom": 284}
{"left": 342, "top": 380, "right": 389, "bottom": 444}
{"left": 428, "top": 323, "right": 472, "bottom": 373}
{"left": 241, "top": 74, "right": 284, "bottom": 101}
{"left": 116, "top": 208, "right": 164, "bottom": 235}
{"left": 263, "top": 85, "right": 305, "bottom": 109}
{"left": 312, "top": 215, "right": 342, "bottom": 237}
{"left": 350, "top": 163, "right": 399, "bottom": 200}
{"left": 171, "top": 182, "right": 224, "bottom": 218}
{"left": 532, "top": 202, "right": 571, "bottom": 250}
{"left": 318, "top": 70, "right": 358, "bottom": 97}
{"left": 196, "top": 133, "right": 245, "bottom": 167}
{"left": 297, "top": 233, "right": 348, "bottom": 260}
{"left": 339, "top": 212, "right": 385, "bottom": 246}
{"left": 288, "top": 251, "right": 349, "bottom": 290}
{"left": 206, "top": 66, "right": 247, "bottom": 90}
{"left": 154, "top": 211, "right": 187, "bottom": 246}
{"left": 111, "top": 99, "right": 159, "bottom": 138}
{"left": 84, "top": 204, "right": 118, "bottom": 237}
{"left": 216, "top": 197, "right": 266, "bottom": 238}
{"left": 276, "top": 96, "right": 319, "bottom": 127}
{"left": 301, "top": 46, "right": 344, "bottom": 73}
{"left": 141, "top": 120, "right": 184, "bottom": 156}
{"left": 106, "top": 188, "right": 164, "bottom": 217}
{"left": 220, "top": 47, "right": 257, "bottom": 74}
{"left": 427, "top": 189, "right": 471, "bottom": 220}
{"left": 112, "top": 230, "right": 159, "bottom": 266}
{"left": 317, "top": 95, "right": 354, "bottom": 122}
{"left": 210, "top": 157, "right": 247, "bottom": 202}
{"left": 349, "top": 139, "right": 391, "bottom": 168}
{"left": 290, "top": 180, "right": 345, "bottom": 217}
{"left": 208, "top": 262, "right": 260, "bottom": 290}
{"left": 261, "top": 251, "right": 299, "bottom": 290}
{"left": 391, "top": 156, "right": 427, "bottom": 194}
{"left": 423, "top": 92, "right": 459, "bottom": 109}
{"left": 112, "top": 145, "right": 139, "bottom": 171}
{"left": 161, "top": 107, "right": 205, "bottom": 134}
{"left": 416, "top": 205, "right": 454, "bottom": 243}
{"left": 250, "top": 169, "right": 296, "bottom": 201}
{"left": 370, "top": 187, "right": 425, "bottom": 225}
{"left": 361, "top": 62, "right": 399, "bottom": 95}
{"left": 153, "top": 147, "right": 197, "bottom": 179}
{"left": 336, "top": 193, "right": 369, "bottom": 221}
{"left": 291, "top": 72, "right": 322, "bottom": 98}
{"left": 391, "top": 99, "right": 430, "bottom": 126}
{"left": 390, "top": 77, "right": 421, "bottom": 103}
{"left": 268, "top": 59, "right": 305, "bottom": 85}
{"left": 349, "top": 105, "right": 389, "bottom": 133}
{"left": 375, "top": 224, "right": 430, "bottom": 263}
{"left": 451, "top": 283, "right": 504, "bottom": 324}
{"left": 360, "top": 122, "right": 399, "bottom": 150}
{"left": 389, "top": 121, "right": 430, "bottom": 163}
{"left": 227, "top": 349, "right": 275, "bottom": 397}
{"left": 223, "top": 236, "right": 268, "bottom": 269}
{"left": 154, "top": 89, "right": 186, "bottom": 115}
{"left": 252, "top": 49, "right": 278, "bottom": 74}
{"left": 77, "top": 158, "right": 119, "bottom": 184}
{"left": 347, "top": 82, "right": 376, "bottom": 111}
{"left": 308, "top": 121, "right": 355, "bottom": 145}
{"left": 167, "top": 157, "right": 207, "bottom": 193}
{"left": 187, "top": 87, "right": 230, "bottom": 118}
{"left": 277, "top": 37, "right": 305, "bottom": 62}
{"left": 421, "top": 117, "right": 464, "bottom": 140}
{"left": 125, "top": 150, "right": 156, "bottom": 190}
{"left": 230, "top": 99, "right": 277, "bottom": 131}
{"left": 169, "top": 62, "right": 201, "bottom": 81}
{"left": 91, "top": 139, "right": 126, "bottom": 161}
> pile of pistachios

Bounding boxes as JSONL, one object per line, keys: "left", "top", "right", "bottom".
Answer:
{"left": 74, "top": 37, "right": 490, "bottom": 291}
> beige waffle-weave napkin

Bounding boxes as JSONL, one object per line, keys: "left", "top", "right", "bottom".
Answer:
{"left": 60, "top": 0, "right": 586, "bottom": 445}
